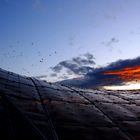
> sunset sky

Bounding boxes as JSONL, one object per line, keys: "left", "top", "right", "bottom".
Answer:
{"left": 1, "top": 0, "right": 140, "bottom": 88}
{"left": 103, "top": 65, "right": 140, "bottom": 90}
{"left": 104, "top": 66, "right": 140, "bottom": 82}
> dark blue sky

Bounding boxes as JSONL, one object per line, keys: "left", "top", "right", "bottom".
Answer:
{"left": 1, "top": 0, "right": 140, "bottom": 82}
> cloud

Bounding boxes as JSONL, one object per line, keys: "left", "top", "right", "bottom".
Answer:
{"left": 52, "top": 64, "right": 62, "bottom": 73}
{"left": 58, "top": 75, "right": 69, "bottom": 80}
{"left": 50, "top": 73, "right": 57, "bottom": 77}
{"left": 35, "top": 75, "right": 48, "bottom": 79}
{"left": 86, "top": 56, "right": 140, "bottom": 87}
{"left": 72, "top": 57, "right": 95, "bottom": 66}
{"left": 34, "top": 53, "right": 95, "bottom": 82}
{"left": 35, "top": 54, "right": 140, "bottom": 88}
{"left": 84, "top": 52, "right": 95, "bottom": 60}
{"left": 51, "top": 53, "right": 95, "bottom": 75}
{"left": 104, "top": 66, "right": 140, "bottom": 81}
{"left": 59, "top": 56, "right": 140, "bottom": 89}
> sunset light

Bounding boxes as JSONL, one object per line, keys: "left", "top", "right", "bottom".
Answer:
{"left": 104, "top": 82, "right": 140, "bottom": 90}
{"left": 104, "top": 65, "right": 140, "bottom": 82}
{"left": 103, "top": 65, "right": 140, "bottom": 90}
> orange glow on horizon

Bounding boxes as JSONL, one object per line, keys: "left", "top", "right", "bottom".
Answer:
{"left": 104, "top": 82, "right": 140, "bottom": 90}
{"left": 104, "top": 65, "right": 140, "bottom": 82}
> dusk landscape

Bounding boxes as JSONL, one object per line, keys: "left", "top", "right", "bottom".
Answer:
{"left": 1, "top": 0, "right": 140, "bottom": 90}
{"left": 0, "top": 0, "right": 140, "bottom": 140}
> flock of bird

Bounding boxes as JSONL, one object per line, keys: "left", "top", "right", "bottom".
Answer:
{"left": 0, "top": 41, "right": 57, "bottom": 75}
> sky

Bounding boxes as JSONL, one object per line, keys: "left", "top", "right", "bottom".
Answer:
{"left": 1, "top": 0, "right": 140, "bottom": 87}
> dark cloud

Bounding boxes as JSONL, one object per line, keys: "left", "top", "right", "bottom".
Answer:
{"left": 35, "top": 75, "right": 47, "bottom": 79}
{"left": 72, "top": 57, "right": 95, "bottom": 65}
{"left": 59, "top": 56, "right": 140, "bottom": 89}
{"left": 84, "top": 52, "right": 95, "bottom": 60}
{"left": 51, "top": 53, "right": 95, "bottom": 75}
{"left": 50, "top": 73, "right": 57, "bottom": 77}
{"left": 52, "top": 64, "right": 63, "bottom": 73}
{"left": 66, "top": 70, "right": 74, "bottom": 75}
{"left": 84, "top": 57, "right": 140, "bottom": 87}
